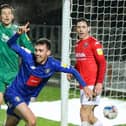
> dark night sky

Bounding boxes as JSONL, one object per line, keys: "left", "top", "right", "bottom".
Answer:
{"left": 0, "top": 0, "right": 62, "bottom": 25}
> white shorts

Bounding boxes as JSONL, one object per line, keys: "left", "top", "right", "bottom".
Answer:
{"left": 80, "top": 86, "right": 101, "bottom": 105}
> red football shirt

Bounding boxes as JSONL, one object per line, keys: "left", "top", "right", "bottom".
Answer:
{"left": 75, "top": 36, "right": 106, "bottom": 88}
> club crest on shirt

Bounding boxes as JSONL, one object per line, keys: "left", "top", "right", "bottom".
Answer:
{"left": 44, "top": 68, "right": 51, "bottom": 74}
{"left": 84, "top": 42, "right": 88, "bottom": 47}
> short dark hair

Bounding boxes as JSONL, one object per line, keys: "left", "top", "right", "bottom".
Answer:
{"left": 75, "top": 18, "right": 90, "bottom": 26}
{"left": 35, "top": 38, "right": 51, "bottom": 50}
{"left": 0, "top": 4, "right": 14, "bottom": 14}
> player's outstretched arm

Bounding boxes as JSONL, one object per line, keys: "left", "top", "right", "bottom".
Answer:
{"left": 53, "top": 61, "right": 93, "bottom": 98}
{"left": 67, "top": 72, "right": 92, "bottom": 98}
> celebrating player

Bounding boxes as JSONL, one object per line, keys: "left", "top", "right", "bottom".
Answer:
{"left": 4, "top": 23, "right": 92, "bottom": 126}
{"left": 0, "top": 4, "right": 33, "bottom": 106}
{"left": 67, "top": 18, "right": 106, "bottom": 126}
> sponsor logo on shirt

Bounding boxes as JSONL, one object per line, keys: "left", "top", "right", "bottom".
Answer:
{"left": 96, "top": 48, "right": 103, "bottom": 55}
{"left": 76, "top": 53, "right": 86, "bottom": 58}
{"left": 26, "top": 75, "right": 42, "bottom": 87}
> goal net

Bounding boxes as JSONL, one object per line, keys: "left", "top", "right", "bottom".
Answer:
{"left": 69, "top": 0, "right": 126, "bottom": 99}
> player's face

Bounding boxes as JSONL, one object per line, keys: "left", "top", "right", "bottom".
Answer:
{"left": 0, "top": 8, "right": 14, "bottom": 26}
{"left": 34, "top": 44, "right": 51, "bottom": 64}
{"left": 76, "top": 21, "right": 90, "bottom": 40}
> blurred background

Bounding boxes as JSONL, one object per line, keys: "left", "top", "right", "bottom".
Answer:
{"left": 0, "top": 0, "right": 62, "bottom": 59}
{"left": 0, "top": 0, "right": 62, "bottom": 25}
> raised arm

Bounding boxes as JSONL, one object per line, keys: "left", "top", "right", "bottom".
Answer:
{"left": 7, "top": 22, "right": 30, "bottom": 48}
{"left": 7, "top": 22, "right": 32, "bottom": 62}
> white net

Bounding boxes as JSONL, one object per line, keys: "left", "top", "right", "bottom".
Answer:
{"left": 69, "top": 0, "right": 126, "bottom": 99}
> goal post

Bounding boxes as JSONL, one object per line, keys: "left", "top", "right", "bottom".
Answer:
{"left": 61, "top": 0, "right": 71, "bottom": 126}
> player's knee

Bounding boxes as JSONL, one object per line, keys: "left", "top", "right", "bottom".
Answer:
{"left": 80, "top": 105, "right": 90, "bottom": 120}
{"left": 31, "top": 119, "right": 36, "bottom": 126}
{"left": 27, "top": 117, "right": 36, "bottom": 126}
{"left": 89, "top": 115, "right": 97, "bottom": 124}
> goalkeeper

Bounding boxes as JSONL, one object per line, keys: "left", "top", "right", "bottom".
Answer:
{"left": 4, "top": 23, "right": 92, "bottom": 126}
{"left": 67, "top": 18, "right": 106, "bottom": 126}
{"left": 0, "top": 4, "right": 33, "bottom": 106}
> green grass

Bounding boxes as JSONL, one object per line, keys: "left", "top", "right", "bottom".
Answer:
{"left": 37, "top": 85, "right": 61, "bottom": 101}
{"left": 0, "top": 86, "right": 75, "bottom": 126}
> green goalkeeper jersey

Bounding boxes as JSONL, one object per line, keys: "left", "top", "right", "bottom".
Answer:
{"left": 0, "top": 23, "right": 34, "bottom": 92}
